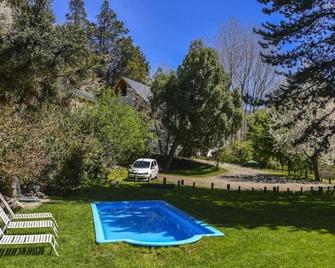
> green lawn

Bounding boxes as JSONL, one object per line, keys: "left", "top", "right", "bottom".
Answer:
{"left": 162, "top": 158, "right": 224, "bottom": 177}
{"left": 2, "top": 184, "right": 335, "bottom": 267}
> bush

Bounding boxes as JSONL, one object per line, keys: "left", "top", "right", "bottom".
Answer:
{"left": 220, "top": 141, "right": 254, "bottom": 165}
{"left": 89, "top": 90, "right": 153, "bottom": 167}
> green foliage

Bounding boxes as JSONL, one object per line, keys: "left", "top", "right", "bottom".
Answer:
{"left": 95, "top": 0, "right": 128, "bottom": 55}
{"left": 256, "top": 0, "right": 335, "bottom": 167}
{"left": 152, "top": 40, "right": 242, "bottom": 169}
{"left": 38, "top": 105, "right": 101, "bottom": 193}
{"left": 0, "top": 0, "right": 96, "bottom": 106}
{"left": 113, "top": 37, "right": 150, "bottom": 84}
{"left": 66, "top": 0, "right": 88, "bottom": 29}
{"left": 247, "top": 109, "right": 275, "bottom": 167}
{"left": 221, "top": 140, "right": 254, "bottom": 165}
{"left": 107, "top": 167, "right": 128, "bottom": 181}
{"left": 94, "top": 0, "right": 149, "bottom": 85}
{"left": 89, "top": 89, "right": 153, "bottom": 166}
{"left": 0, "top": 105, "right": 49, "bottom": 188}
{"left": 0, "top": 0, "right": 152, "bottom": 194}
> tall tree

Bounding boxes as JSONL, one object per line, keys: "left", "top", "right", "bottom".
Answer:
{"left": 108, "top": 37, "right": 150, "bottom": 84}
{"left": 95, "top": 0, "right": 127, "bottom": 55}
{"left": 66, "top": 0, "right": 88, "bottom": 29}
{"left": 271, "top": 83, "right": 335, "bottom": 181}
{"left": 216, "top": 19, "right": 278, "bottom": 108}
{"left": 0, "top": 0, "right": 96, "bottom": 106}
{"left": 152, "top": 40, "right": 242, "bottom": 169}
{"left": 247, "top": 109, "right": 275, "bottom": 167}
{"left": 256, "top": 0, "right": 335, "bottom": 153}
{"left": 215, "top": 19, "right": 280, "bottom": 137}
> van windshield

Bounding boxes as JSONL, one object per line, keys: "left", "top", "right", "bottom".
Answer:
{"left": 133, "top": 161, "right": 150, "bottom": 169}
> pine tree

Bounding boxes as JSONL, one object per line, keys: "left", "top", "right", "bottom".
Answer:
{"left": 256, "top": 0, "right": 334, "bottom": 107}
{"left": 256, "top": 0, "right": 335, "bottom": 173}
{"left": 152, "top": 40, "right": 242, "bottom": 169}
{"left": 96, "top": 0, "right": 128, "bottom": 55}
{"left": 0, "top": 0, "right": 95, "bottom": 106}
{"left": 109, "top": 37, "right": 150, "bottom": 84}
{"left": 66, "top": 0, "right": 88, "bottom": 29}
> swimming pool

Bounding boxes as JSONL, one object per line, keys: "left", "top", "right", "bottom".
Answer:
{"left": 91, "top": 200, "right": 224, "bottom": 246}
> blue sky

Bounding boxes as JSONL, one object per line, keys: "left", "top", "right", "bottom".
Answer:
{"left": 53, "top": 0, "right": 273, "bottom": 72}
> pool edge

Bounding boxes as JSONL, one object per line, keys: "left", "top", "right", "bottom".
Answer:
{"left": 91, "top": 200, "right": 224, "bottom": 246}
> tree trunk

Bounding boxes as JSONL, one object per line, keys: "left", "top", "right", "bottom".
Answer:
{"left": 312, "top": 153, "right": 320, "bottom": 181}
{"left": 288, "top": 159, "right": 291, "bottom": 175}
{"left": 154, "top": 122, "right": 164, "bottom": 155}
{"left": 165, "top": 141, "right": 178, "bottom": 171}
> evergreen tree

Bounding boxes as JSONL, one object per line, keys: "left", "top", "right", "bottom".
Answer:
{"left": 256, "top": 0, "right": 335, "bottom": 173}
{"left": 256, "top": 0, "right": 334, "bottom": 100}
{"left": 152, "top": 40, "right": 242, "bottom": 169}
{"left": 0, "top": 0, "right": 96, "bottom": 106}
{"left": 66, "top": 0, "right": 88, "bottom": 29}
{"left": 109, "top": 37, "right": 150, "bottom": 84}
{"left": 95, "top": 1, "right": 149, "bottom": 85}
{"left": 96, "top": 0, "right": 127, "bottom": 55}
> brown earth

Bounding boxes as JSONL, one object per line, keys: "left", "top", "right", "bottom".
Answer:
{"left": 159, "top": 159, "right": 333, "bottom": 192}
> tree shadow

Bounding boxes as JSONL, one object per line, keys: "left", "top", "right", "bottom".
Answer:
{"left": 220, "top": 174, "right": 326, "bottom": 184}
{"left": 61, "top": 184, "right": 335, "bottom": 235}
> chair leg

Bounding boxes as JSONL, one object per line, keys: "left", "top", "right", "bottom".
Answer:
{"left": 53, "top": 227, "right": 59, "bottom": 238}
{"left": 50, "top": 242, "right": 59, "bottom": 256}
{"left": 52, "top": 217, "right": 59, "bottom": 227}
{"left": 51, "top": 237, "right": 59, "bottom": 256}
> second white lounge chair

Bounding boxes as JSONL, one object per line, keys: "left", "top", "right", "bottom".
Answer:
{"left": 0, "top": 207, "right": 58, "bottom": 237}
{"left": 0, "top": 193, "right": 58, "bottom": 227}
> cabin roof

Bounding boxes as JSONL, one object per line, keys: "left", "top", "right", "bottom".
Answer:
{"left": 121, "top": 77, "right": 152, "bottom": 102}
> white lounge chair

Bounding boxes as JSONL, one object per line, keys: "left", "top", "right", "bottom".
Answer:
{"left": 0, "top": 227, "right": 59, "bottom": 256}
{"left": 0, "top": 193, "right": 58, "bottom": 227}
{"left": 0, "top": 207, "right": 58, "bottom": 237}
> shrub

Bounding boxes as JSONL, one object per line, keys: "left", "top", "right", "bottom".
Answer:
{"left": 89, "top": 90, "right": 153, "bottom": 167}
{"left": 220, "top": 141, "right": 254, "bottom": 165}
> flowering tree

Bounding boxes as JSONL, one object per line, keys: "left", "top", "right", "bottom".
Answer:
{"left": 271, "top": 84, "right": 335, "bottom": 181}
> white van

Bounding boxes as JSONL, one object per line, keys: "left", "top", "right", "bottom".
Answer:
{"left": 128, "top": 158, "right": 159, "bottom": 181}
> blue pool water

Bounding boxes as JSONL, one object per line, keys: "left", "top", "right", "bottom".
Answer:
{"left": 91, "top": 200, "right": 224, "bottom": 246}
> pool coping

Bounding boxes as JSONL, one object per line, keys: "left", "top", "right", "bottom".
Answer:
{"left": 91, "top": 200, "right": 224, "bottom": 246}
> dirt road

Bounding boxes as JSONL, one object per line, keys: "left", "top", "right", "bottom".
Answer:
{"left": 159, "top": 159, "right": 332, "bottom": 192}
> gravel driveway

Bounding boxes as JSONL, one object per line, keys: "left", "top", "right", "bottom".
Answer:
{"left": 159, "top": 159, "right": 332, "bottom": 192}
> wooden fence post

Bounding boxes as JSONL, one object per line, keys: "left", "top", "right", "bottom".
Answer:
{"left": 181, "top": 180, "right": 184, "bottom": 186}
{"left": 264, "top": 187, "right": 267, "bottom": 193}
{"left": 300, "top": 187, "right": 303, "bottom": 194}
{"left": 211, "top": 182, "right": 214, "bottom": 190}
{"left": 319, "top": 186, "right": 323, "bottom": 194}
{"left": 273, "top": 186, "right": 276, "bottom": 193}
{"left": 238, "top": 186, "right": 241, "bottom": 193}
{"left": 311, "top": 186, "right": 314, "bottom": 193}
{"left": 177, "top": 181, "right": 180, "bottom": 187}
{"left": 277, "top": 186, "right": 279, "bottom": 192}
{"left": 251, "top": 187, "right": 254, "bottom": 193}
{"left": 327, "top": 186, "right": 330, "bottom": 194}
{"left": 193, "top": 182, "right": 195, "bottom": 188}
{"left": 163, "top": 177, "right": 166, "bottom": 185}
{"left": 287, "top": 188, "right": 290, "bottom": 193}
{"left": 227, "top": 184, "right": 230, "bottom": 191}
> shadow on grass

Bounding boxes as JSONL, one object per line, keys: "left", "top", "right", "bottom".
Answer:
{"left": 61, "top": 184, "right": 335, "bottom": 235}
{"left": 156, "top": 157, "right": 221, "bottom": 176}
{"left": 0, "top": 247, "right": 47, "bottom": 257}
